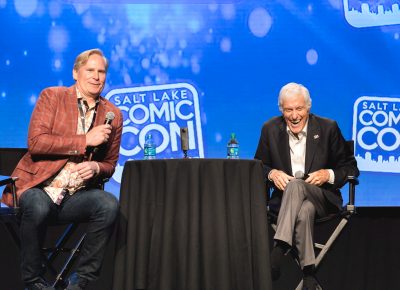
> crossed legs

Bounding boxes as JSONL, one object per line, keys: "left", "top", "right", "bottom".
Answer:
{"left": 274, "top": 178, "right": 328, "bottom": 267}
{"left": 270, "top": 179, "right": 329, "bottom": 289}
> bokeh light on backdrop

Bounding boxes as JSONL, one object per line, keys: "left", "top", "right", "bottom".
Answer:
{"left": 1, "top": 0, "right": 400, "bottom": 206}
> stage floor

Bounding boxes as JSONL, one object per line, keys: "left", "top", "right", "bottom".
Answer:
{"left": 1, "top": 207, "right": 399, "bottom": 290}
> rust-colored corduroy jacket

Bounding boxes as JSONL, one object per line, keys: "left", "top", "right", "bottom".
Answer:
{"left": 2, "top": 85, "right": 123, "bottom": 207}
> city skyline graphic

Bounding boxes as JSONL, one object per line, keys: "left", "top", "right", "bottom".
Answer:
{"left": 344, "top": 0, "right": 400, "bottom": 27}
{"left": 356, "top": 152, "right": 400, "bottom": 173}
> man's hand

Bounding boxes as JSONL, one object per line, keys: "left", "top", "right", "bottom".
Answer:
{"left": 72, "top": 161, "right": 99, "bottom": 181}
{"left": 269, "top": 169, "right": 295, "bottom": 191}
{"left": 305, "top": 169, "right": 330, "bottom": 186}
{"left": 86, "top": 124, "right": 112, "bottom": 147}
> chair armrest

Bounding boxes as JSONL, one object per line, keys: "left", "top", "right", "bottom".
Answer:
{"left": 0, "top": 206, "right": 20, "bottom": 217}
{"left": 347, "top": 176, "right": 359, "bottom": 185}
{"left": 346, "top": 176, "right": 359, "bottom": 211}
{"left": 0, "top": 176, "right": 15, "bottom": 187}
{"left": 99, "top": 177, "right": 109, "bottom": 190}
{"left": 0, "top": 176, "right": 19, "bottom": 208}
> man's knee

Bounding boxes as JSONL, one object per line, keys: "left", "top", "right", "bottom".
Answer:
{"left": 92, "top": 191, "right": 119, "bottom": 225}
{"left": 297, "top": 201, "right": 316, "bottom": 224}
{"left": 284, "top": 179, "right": 306, "bottom": 198}
{"left": 286, "top": 178, "right": 306, "bottom": 189}
{"left": 19, "top": 188, "right": 52, "bottom": 223}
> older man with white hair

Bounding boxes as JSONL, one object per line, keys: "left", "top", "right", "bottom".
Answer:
{"left": 255, "top": 82, "right": 359, "bottom": 290}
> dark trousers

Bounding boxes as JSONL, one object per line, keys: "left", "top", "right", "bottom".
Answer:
{"left": 19, "top": 187, "right": 119, "bottom": 284}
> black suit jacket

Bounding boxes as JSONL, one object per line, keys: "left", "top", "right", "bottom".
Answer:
{"left": 254, "top": 113, "right": 359, "bottom": 211}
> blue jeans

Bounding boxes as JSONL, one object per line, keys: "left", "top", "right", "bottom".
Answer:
{"left": 19, "top": 187, "right": 119, "bottom": 284}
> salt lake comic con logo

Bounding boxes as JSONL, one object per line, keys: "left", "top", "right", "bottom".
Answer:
{"left": 352, "top": 96, "right": 400, "bottom": 173}
{"left": 105, "top": 82, "right": 204, "bottom": 183}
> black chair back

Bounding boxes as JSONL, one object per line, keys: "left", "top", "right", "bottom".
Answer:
{"left": 0, "top": 148, "right": 28, "bottom": 176}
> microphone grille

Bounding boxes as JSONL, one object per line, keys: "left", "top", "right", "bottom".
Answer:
{"left": 294, "top": 171, "right": 304, "bottom": 179}
{"left": 106, "top": 111, "right": 115, "bottom": 121}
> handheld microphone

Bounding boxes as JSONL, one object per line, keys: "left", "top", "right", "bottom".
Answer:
{"left": 90, "top": 112, "right": 115, "bottom": 159}
{"left": 104, "top": 111, "right": 115, "bottom": 125}
{"left": 294, "top": 171, "right": 309, "bottom": 180}
{"left": 180, "top": 127, "right": 189, "bottom": 158}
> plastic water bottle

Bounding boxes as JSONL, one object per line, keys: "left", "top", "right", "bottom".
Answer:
{"left": 227, "top": 133, "right": 239, "bottom": 159}
{"left": 144, "top": 133, "right": 156, "bottom": 160}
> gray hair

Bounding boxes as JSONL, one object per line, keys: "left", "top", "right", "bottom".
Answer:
{"left": 73, "top": 48, "right": 109, "bottom": 73}
{"left": 278, "top": 82, "right": 312, "bottom": 112}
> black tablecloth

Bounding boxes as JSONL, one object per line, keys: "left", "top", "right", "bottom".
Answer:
{"left": 112, "top": 159, "right": 272, "bottom": 290}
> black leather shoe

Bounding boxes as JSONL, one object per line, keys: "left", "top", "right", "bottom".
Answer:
{"left": 302, "top": 275, "right": 318, "bottom": 290}
{"left": 65, "top": 273, "right": 89, "bottom": 290}
{"left": 270, "top": 246, "right": 285, "bottom": 281}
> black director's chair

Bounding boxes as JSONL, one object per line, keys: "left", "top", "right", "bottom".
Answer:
{"left": 266, "top": 141, "right": 359, "bottom": 290}
{"left": 0, "top": 148, "right": 90, "bottom": 288}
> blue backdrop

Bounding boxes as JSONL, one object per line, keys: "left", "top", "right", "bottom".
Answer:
{"left": 1, "top": 0, "right": 399, "bottom": 206}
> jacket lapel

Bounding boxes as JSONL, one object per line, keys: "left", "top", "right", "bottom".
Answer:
{"left": 305, "top": 114, "right": 321, "bottom": 174}
{"left": 278, "top": 118, "right": 292, "bottom": 174}
{"left": 65, "top": 86, "right": 78, "bottom": 135}
{"left": 95, "top": 98, "right": 106, "bottom": 126}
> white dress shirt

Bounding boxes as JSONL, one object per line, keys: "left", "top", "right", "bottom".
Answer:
{"left": 287, "top": 122, "right": 334, "bottom": 183}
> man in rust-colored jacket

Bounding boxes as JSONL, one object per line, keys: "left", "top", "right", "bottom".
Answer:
{"left": 2, "top": 49, "right": 122, "bottom": 290}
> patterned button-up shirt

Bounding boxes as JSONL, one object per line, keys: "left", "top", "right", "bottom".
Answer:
{"left": 42, "top": 89, "right": 98, "bottom": 204}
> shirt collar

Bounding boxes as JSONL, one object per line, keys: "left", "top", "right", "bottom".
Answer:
{"left": 76, "top": 88, "right": 99, "bottom": 108}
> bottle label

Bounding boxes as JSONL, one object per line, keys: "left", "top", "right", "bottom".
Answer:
{"left": 227, "top": 145, "right": 239, "bottom": 159}
{"left": 144, "top": 145, "right": 156, "bottom": 160}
